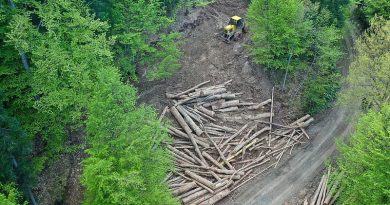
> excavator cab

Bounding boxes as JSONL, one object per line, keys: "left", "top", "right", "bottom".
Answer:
{"left": 228, "top": 16, "right": 244, "bottom": 30}
{"left": 218, "top": 16, "right": 246, "bottom": 43}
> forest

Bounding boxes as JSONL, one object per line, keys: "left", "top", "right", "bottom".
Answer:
{"left": 0, "top": 0, "right": 389, "bottom": 204}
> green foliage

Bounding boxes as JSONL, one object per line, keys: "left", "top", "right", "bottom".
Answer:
{"left": 88, "top": 0, "right": 182, "bottom": 80}
{"left": 248, "top": 0, "right": 312, "bottom": 71}
{"left": 0, "top": 183, "right": 27, "bottom": 205}
{"left": 302, "top": 3, "right": 343, "bottom": 114}
{"left": 82, "top": 69, "right": 178, "bottom": 205}
{"left": 311, "top": 0, "right": 350, "bottom": 27}
{"left": 303, "top": 71, "right": 340, "bottom": 114}
{"left": 0, "top": 95, "right": 36, "bottom": 186}
{"left": 357, "top": 0, "right": 390, "bottom": 20}
{"left": 3, "top": 0, "right": 116, "bottom": 156}
{"left": 336, "top": 104, "right": 390, "bottom": 204}
{"left": 248, "top": 0, "right": 345, "bottom": 114}
{"left": 147, "top": 33, "right": 182, "bottom": 80}
{"left": 340, "top": 17, "right": 390, "bottom": 111}
{"left": 2, "top": 1, "right": 177, "bottom": 204}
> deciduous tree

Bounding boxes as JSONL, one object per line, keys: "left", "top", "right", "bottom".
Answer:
{"left": 337, "top": 104, "right": 390, "bottom": 204}
{"left": 248, "top": 0, "right": 311, "bottom": 71}
{"left": 340, "top": 17, "right": 390, "bottom": 110}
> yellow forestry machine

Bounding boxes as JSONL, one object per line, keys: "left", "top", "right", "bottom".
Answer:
{"left": 217, "top": 16, "right": 247, "bottom": 43}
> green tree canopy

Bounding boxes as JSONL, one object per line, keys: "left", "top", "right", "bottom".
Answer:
{"left": 0, "top": 183, "right": 27, "bottom": 205}
{"left": 248, "top": 0, "right": 311, "bottom": 71}
{"left": 357, "top": 0, "right": 390, "bottom": 20}
{"left": 337, "top": 104, "right": 390, "bottom": 204}
{"left": 2, "top": 1, "right": 177, "bottom": 203}
{"left": 340, "top": 17, "right": 390, "bottom": 110}
{"left": 302, "top": 2, "right": 343, "bottom": 114}
{"left": 0, "top": 95, "right": 35, "bottom": 186}
{"left": 82, "top": 68, "right": 177, "bottom": 205}
{"left": 87, "top": 0, "right": 182, "bottom": 80}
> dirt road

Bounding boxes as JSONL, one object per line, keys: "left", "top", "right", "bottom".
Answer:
{"left": 222, "top": 108, "right": 356, "bottom": 205}
{"left": 137, "top": 1, "right": 356, "bottom": 205}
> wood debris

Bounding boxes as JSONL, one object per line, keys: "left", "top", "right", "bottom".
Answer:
{"left": 163, "top": 80, "right": 314, "bottom": 205}
{"left": 309, "top": 168, "right": 343, "bottom": 205}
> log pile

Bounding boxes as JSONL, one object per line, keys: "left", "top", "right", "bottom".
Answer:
{"left": 163, "top": 80, "right": 314, "bottom": 205}
{"left": 305, "top": 169, "right": 343, "bottom": 205}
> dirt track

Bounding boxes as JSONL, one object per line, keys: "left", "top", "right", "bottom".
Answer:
{"left": 138, "top": 1, "right": 356, "bottom": 204}
{"left": 222, "top": 108, "right": 356, "bottom": 205}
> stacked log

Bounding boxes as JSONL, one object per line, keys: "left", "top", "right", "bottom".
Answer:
{"left": 163, "top": 80, "right": 314, "bottom": 205}
{"left": 309, "top": 169, "right": 343, "bottom": 205}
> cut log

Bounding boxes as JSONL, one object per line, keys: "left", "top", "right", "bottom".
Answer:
{"left": 172, "top": 181, "right": 197, "bottom": 196}
{"left": 199, "top": 189, "right": 231, "bottom": 205}
{"left": 268, "top": 87, "right": 274, "bottom": 146}
{"left": 310, "top": 175, "right": 325, "bottom": 205}
{"left": 220, "top": 124, "right": 248, "bottom": 148}
{"left": 245, "top": 113, "right": 274, "bottom": 120}
{"left": 329, "top": 187, "right": 343, "bottom": 205}
{"left": 192, "top": 108, "right": 216, "bottom": 122}
{"left": 202, "top": 93, "right": 237, "bottom": 102}
{"left": 212, "top": 100, "right": 240, "bottom": 110}
{"left": 204, "top": 129, "right": 234, "bottom": 170}
{"left": 227, "top": 139, "right": 258, "bottom": 161}
{"left": 158, "top": 106, "right": 169, "bottom": 122}
{"left": 170, "top": 106, "right": 205, "bottom": 163}
{"left": 202, "top": 151, "right": 225, "bottom": 170}
{"left": 190, "top": 87, "right": 227, "bottom": 98}
{"left": 195, "top": 105, "right": 215, "bottom": 117}
{"left": 183, "top": 107, "right": 204, "bottom": 123}
{"left": 316, "top": 173, "right": 328, "bottom": 205}
{"left": 290, "top": 114, "right": 311, "bottom": 126}
{"left": 209, "top": 167, "right": 244, "bottom": 175}
{"left": 168, "top": 126, "right": 209, "bottom": 148}
{"left": 217, "top": 106, "right": 239, "bottom": 112}
{"left": 324, "top": 171, "right": 344, "bottom": 204}
{"left": 167, "top": 145, "right": 197, "bottom": 164}
{"left": 177, "top": 105, "right": 204, "bottom": 136}
{"left": 182, "top": 189, "right": 208, "bottom": 204}
{"left": 296, "top": 117, "right": 314, "bottom": 128}
{"left": 207, "top": 123, "right": 237, "bottom": 133}
{"left": 320, "top": 169, "right": 331, "bottom": 205}
{"left": 169, "top": 80, "right": 210, "bottom": 99}
{"left": 184, "top": 149, "right": 208, "bottom": 167}
{"left": 232, "top": 127, "right": 270, "bottom": 154}
{"left": 185, "top": 170, "right": 216, "bottom": 190}
{"left": 202, "top": 99, "right": 225, "bottom": 108}
{"left": 191, "top": 181, "right": 233, "bottom": 205}
{"left": 178, "top": 187, "right": 202, "bottom": 199}
{"left": 247, "top": 99, "right": 272, "bottom": 110}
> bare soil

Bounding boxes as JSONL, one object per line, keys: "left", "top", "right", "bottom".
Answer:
{"left": 138, "top": 1, "right": 286, "bottom": 117}
{"left": 138, "top": 1, "right": 357, "bottom": 205}
{"left": 32, "top": 0, "right": 356, "bottom": 204}
{"left": 33, "top": 131, "right": 86, "bottom": 205}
